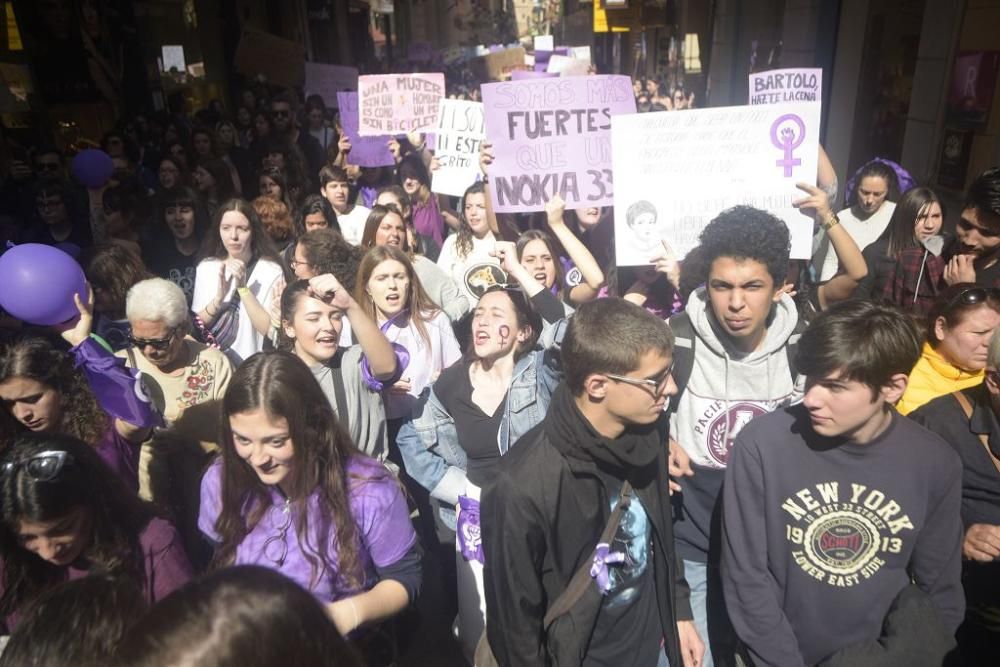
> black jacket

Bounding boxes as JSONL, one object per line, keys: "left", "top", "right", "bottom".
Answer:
{"left": 482, "top": 384, "right": 692, "bottom": 666}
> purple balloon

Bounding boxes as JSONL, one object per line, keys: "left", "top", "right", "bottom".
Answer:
{"left": 71, "top": 149, "right": 114, "bottom": 189}
{"left": 0, "top": 243, "right": 88, "bottom": 325}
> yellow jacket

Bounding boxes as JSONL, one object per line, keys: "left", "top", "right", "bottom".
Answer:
{"left": 897, "top": 343, "right": 984, "bottom": 415}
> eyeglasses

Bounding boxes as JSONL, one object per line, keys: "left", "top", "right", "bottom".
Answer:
{"left": 945, "top": 287, "right": 1000, "bottom": 311}
{"left": 262, "top": 498, "right": 292, "bottom": 567}
{"left": 127, "top": 328, "right": 178, "bottom": 351}
{"left": 289, "top": 257, "right": 312, "bottom": 270}
{"left": 604, "top": 363, "right": 675, "bottom": 395}
{"left": 1, "top": 451, "right": 73, "bottom": 482}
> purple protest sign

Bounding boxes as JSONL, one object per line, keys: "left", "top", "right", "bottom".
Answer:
{"left": 511, "top": 70, "right": 559, "bottom": 81}
{"left": 482, "top": 75, "right": 636, "bottom": 213}
{"left": 336, "top": 92, "right": 395, "bottom": 168}
{"left": 357, "top": 73, "right": 445, "bottom": 137}
{"left": 305, "top": 62, "right": 359, "bottom": 107}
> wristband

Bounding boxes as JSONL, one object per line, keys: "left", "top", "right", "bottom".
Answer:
{"left": 237, "top": 286, "right": 250, "bottom": 297}
{"left": 821, "top": 213, "right": 840, "bottom": 232}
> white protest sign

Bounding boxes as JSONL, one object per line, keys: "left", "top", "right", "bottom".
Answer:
{"left": 571, "top": 46, "right": 592, "bottom": 64}
{"left": 432, "top": 99, "right": 486, "bottom": 197}
{"left": 749, "top": 68, "right": 822, "bottom": 105}
{"left": 357, "top": 73, "right": 445, "bottom": 136}
{"left": 611, "top": 103, "right": 821, "bottom": 265}
{"left": 534, "top": 35, "right": 554, "bottom": 52}
{"left": 547, "top": 55, "right": 590, "bottom": 77}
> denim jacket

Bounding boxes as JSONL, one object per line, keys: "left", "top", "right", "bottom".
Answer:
{"left": 397, "top": 321, "right": 565, "bottom": 529}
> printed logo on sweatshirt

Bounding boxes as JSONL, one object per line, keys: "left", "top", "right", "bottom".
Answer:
{"left": 697, "top": 401, "right": 771, "bottom": 467}
{"left": 782, "top": 482, "right": 914, "bottom": 588}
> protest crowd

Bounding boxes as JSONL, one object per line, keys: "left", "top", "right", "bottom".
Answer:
{"left": 0, "top": 30, "right": 998, "bottom": 667}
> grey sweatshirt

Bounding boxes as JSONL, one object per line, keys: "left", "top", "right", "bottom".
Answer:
{"left": 670, "top": 287, "right": 803, "bottom": 561}
{"left": 413, "top": 255, "right": 470, "bottom": 322}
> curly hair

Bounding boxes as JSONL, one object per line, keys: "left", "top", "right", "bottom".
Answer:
{"left": 252, "top": 196, "right": 294, "bottom": 246}
{"left": 297, "top": 228, "right": 363, "bottom": 293}
{"left": 212, "top": 352, "right": 383, "bottom": 592}
{"left": 0, "top": 338, "right": 109, "bottom": 447}
{"left": 698, "top": 205, "right": 790, "bottom": 286}
{"left": 82, "top": 244, "right": 154, "bottom": 319}
{"left": 0, "top": 434, "right": 156, "bottom": 618}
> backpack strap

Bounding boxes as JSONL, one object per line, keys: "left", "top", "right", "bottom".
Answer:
{"left": 951, "top": 391, "right": 1000, "bottom": 478}
{"left": 667, "top": 312, "right": 696, "bottom": 413}
{"left": 542, "top": 481, "right": 633, "bottom": 628}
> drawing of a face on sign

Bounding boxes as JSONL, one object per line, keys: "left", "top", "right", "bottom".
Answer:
{"left": 626, "top": 200, "right": 660, "bottom": 252}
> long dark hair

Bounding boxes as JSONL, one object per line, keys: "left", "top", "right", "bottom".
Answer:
{"left": 213, "top": 352, "right": 380, "bottom": 591}
{"left": 880, "top": 187, "right": 944, "bottom": 257}
{"left": 294, "top": 194, "right": 340, "bottom": 237}
{"left": 157, "top": 186, "right": 209, "bottom": 245}
{"left": 360, "top": 203, "right": 410, "bottom": 254}
{"left": 0, "top": 434, "right": 155, "bottom": 618}
{"left": 196, "top": 157, "right": 237, "bottom": 203}
{"left": 0, "top": 338, "right": 108, "bottom": 447}
{"left": 456, "top": 181, "right": 486, "bottom": 259}
{"left": 516, "top": 229, "right": 566, "bottom": 296}
{"left": 82, "top": 244, "right": 153, "bottom": 318}
{"left": 198, "top": 198, "right": 283, "bottom": 265}
{"left": 115, "top": 566, "right": 362, "bottom": 667}
{"left": 848, "top": 160, "right": 901, "bottom": 208}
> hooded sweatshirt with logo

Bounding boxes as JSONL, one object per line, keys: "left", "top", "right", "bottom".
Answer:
{"left": 670, "top": 287, "right": 803, "bottom": 562}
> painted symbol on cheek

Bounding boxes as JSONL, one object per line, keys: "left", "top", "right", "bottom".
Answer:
{"left": 498, "top": 324, "right": 510, "bottom": 347}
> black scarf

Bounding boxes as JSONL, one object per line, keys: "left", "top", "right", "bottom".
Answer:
{"left": 545, "top": 383, "right": 663, "bottom": 475}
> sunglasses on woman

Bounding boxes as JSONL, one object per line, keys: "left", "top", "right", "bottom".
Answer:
{"left": 946, "top": 287, "right": 1000, "bottom": 311}
{"left": 127, "top": 328, "right": 179, "bottom": 351}
{"left": 1, "top": 451, "right": 74, "bottom": 482}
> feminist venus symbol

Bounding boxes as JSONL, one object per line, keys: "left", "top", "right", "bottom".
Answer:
{"left": 770, "top": 114, "right": 806, "bottom": 177}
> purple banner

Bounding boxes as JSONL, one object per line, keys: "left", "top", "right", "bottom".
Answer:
{"left": 482, "top": 75, "right": 636, "bottom": 213}
{"left": 336, "top": 92, "right": 395, "bottom": 168}
{"left": 512, "top": 70, "right": 559, "bottom": 81}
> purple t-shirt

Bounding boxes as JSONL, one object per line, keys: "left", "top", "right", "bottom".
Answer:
{"left": 412, "top": 194, "right": 444, "bottom": 248}
{"left": 2, "top": 517, "right": 192, "bottom": 630}
{"left": 96, "top": 423, "right": 140, "bottom": 493}
{"left": 198, "top": 456, "right": 416, "bottom": 603}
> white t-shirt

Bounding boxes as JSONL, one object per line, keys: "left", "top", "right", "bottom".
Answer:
{"left": 812, "top": 201, "right": 896, "bottom": 282}
{"left": 192, "top": 257, "right": 284, "bottom": 365}
{"left": 382, "top": 310, "right": 462, "bottom": 419}
{"left": 436, "top": 232, "right": 499, "bottom": 303}
{"left": 337, "top": 205, "right": 372, "bottom": 246}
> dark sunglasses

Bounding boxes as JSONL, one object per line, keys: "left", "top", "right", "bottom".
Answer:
{"left": 127, "top": 328, "right": 178, "bottom": 351}
{"left": 946, "top": 287, "right": 1000, "bottom": 311}
{"left": 1, "top": 451, "right": 73, "bottom": 482}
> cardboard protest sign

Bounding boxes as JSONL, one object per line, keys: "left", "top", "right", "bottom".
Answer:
{"left": 474, "top": 47, "right": 527, "bottom": 81}
{"left": 357, "top": 73, "right": 445, "bottom": 136}
{"left": 305, "top": 62, "right": 359, "bottom": 107}
{"left": 482, "top": 75, "right": 636, "bottom": 213}
{"left": 571, "top": 46, "right": 592, "bottom": 64}
{"left": 336, "top": 92, "right": 395, "bottom": 168}
{"left": 234, "top": 29, "right": 305, "bottom": 88}
{"left": 432, "top": 100, "right": 486, "bottom": 197}
{"left": 611, "top": 103, "right": 820, "bottom": 265}
{"left": 749, "top": 68, "right": 822, "bottom": 105}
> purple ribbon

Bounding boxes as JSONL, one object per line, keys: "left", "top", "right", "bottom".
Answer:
{"left": 590, "top": 542, "right": 626, "bottom": 594}
{"left": 360, "top": 309, "right": 411, "bottom": 392}
{"left": 457, "top": 495, "right": 484, "bottom": 564}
